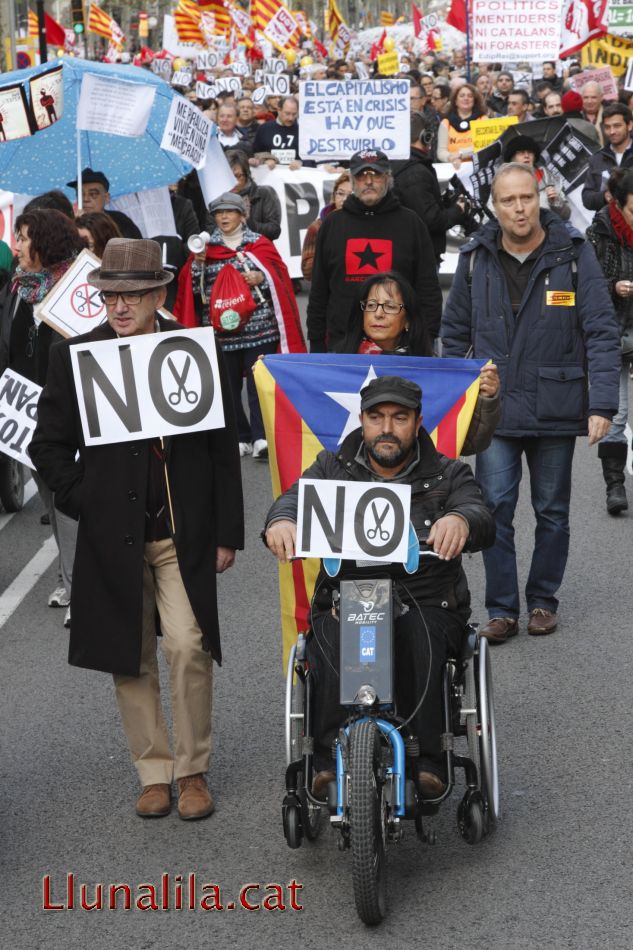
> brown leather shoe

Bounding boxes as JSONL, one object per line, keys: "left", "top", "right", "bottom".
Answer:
{"left": 480, "top": 617, "right": 519, "bottom": 643}
{"left": 527, "top": 608, "right": 558, "bottom": 636}
{"left": 136, "top": 783, "right": 171, "bottom": 818}
{"left": 177, "top": 774, "right": 214, "bottom": 820}
{"left": 312, "top": 770, "right": 336, "bottom": 800}
{"left": 418, "top": 770, "right": 447, "bottom": 799}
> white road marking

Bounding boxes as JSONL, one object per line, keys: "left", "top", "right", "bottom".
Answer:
{"left": 0, "top": 536, "right": 58, "bottom": 628}
{"left": 0, "top": 479, "right": 38, "bottom": 532}
{"left": 625, "top": 423, "right": 633, "bottom": 475}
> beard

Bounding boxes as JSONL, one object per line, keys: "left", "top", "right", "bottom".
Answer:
{"left": 366, "top": 434, "right": 414, "bottom": 469}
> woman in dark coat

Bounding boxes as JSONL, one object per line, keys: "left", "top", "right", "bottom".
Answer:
{"left": 221, "top": 149, "right": 282, "bottom": 241}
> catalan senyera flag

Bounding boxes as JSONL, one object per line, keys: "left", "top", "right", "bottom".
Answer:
{"left": 254, "top": 354, "right": 484, "bottom": 666}
{"left": 225, "top": 0, "right": 255, "bottom": 45}
{"left": 87, "top": 3, "right": 124, "bottom": 44}
{"left": 174, "top": 0, "right": 205, "bottom": 43}
{"left": 380, "top": 10, "right": 395, "bottom": 26}
{"left": 199, "top": 0, "right": 232, "bottom": 36}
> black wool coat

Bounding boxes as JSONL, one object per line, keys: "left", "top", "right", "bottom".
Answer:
{"left": 29, "top": 316, "right": 244, "bottom": 676}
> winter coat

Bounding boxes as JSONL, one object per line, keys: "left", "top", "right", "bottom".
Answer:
{"left": 307, "top": 190, "right": 442, "bottom": 350}
{"left": 29, "top": 316, "right": 244, "bottom": 676}
{"left": 581, "top": 141, "right": 633, "bottom": 211}
{"left": 441, "top": 210, "right": 620, "bottom": 437}
{"left": 265, "top": 425, "right": 496, "bottom": 619}
{"left": 392, "top": 148, "right": 466, "bottom": 261}
{"left": 203, "top": 180, "right": 281, "bottom": 242}
{"left": 586, "top": 204, "right": 633, "bottom": 340}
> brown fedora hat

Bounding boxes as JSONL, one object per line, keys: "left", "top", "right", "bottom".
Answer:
{"left": 87, "top": 238, "right": 174, "bottom": 291}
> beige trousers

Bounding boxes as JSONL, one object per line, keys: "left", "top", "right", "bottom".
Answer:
{"left": 113, "top": 538, "right": 213, "bottom": 787}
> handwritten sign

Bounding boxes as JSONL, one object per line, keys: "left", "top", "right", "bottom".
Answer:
{"left": 160, "top": 96, "right": 212, "bottom": 169}
{"left": 0, "top": 369, "right": 41, "bottom": 469}
{"left": 264, "top": 72, "right": 290, "bottom": 97}
{"left": 471, "top": 114, "right": 518, "bottom": 151}
{"left": 76, "top": 74, "right": 156, "bottom": 137}
{"left": 569, "top": 67, "right": 619, "bottom": 101}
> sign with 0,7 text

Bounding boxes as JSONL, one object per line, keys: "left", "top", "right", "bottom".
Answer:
{"left": 295, "top": 479, "right": 412, "bottom": 563}
{"left": 70, "top": 328, "right": 225, "bottom": 446}
{"left": 0, "top": 369, "right": 41, "bottom": 469}
{"left": 299, "top": 79, "right": 410, "bottom": 162}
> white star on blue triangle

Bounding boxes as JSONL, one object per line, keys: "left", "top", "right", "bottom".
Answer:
{"left": 325, "top": 365, "right": 378, "bottom": 445}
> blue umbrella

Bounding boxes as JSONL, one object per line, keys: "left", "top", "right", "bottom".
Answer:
{"left": 0, "top": 56, "right": 195, "bottom": 198}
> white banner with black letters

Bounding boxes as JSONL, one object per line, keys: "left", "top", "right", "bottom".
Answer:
{"left": 0, "top": 369, "right": 41, "bottom": 469}
{"left": 295, "top": 479, "right": 412, "bottom": 563}
{"left": 70, "top": 327, "right": 225, "bottom": 446}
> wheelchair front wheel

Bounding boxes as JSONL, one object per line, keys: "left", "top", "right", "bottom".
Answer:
{"left": 349, "top": 720, "right": 388, "bottom": 926}
{"left": 478, "top": 637, "right": 500, "bottom": 824}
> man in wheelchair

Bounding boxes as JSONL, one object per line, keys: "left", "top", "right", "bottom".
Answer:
{"left": 265, "top": 375, "right": 495, "bottom": 800}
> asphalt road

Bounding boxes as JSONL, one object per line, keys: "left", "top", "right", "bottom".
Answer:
{"left": 2, "top": 297, "right": 632, "bottom": 950}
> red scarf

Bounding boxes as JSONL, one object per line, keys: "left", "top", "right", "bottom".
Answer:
{"left": 609, "top": 200, "right": 633, "bottom": 250}
{"left": 173, "top": 235, "right": 306, "bottom": 353}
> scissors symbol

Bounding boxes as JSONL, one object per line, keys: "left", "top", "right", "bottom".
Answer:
{"left": 167, "top": 355, "right": 198, "bottom": 406}
{"left": 366, "top": 502, "right": 390, "bottom": 542}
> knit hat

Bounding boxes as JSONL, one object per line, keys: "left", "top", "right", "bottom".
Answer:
{"left": 561, "top": 90, "right": 583, "bottom": 114}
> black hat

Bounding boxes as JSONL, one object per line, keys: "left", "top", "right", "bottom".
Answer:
{"left": 66, "top": 168, "right": 110, "bottom": 191}
{"left": 503, "top": 135, "right": 541, "bottom": 164}
{"left": 360, "top": 375, "right": 422, "bottom": 412}
{"left": 350, "top": 149, "right": 390, "bottom": 176}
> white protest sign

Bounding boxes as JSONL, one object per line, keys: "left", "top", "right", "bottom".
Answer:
{"left": 198, "top": 137, "right": 238, "bottom": 205}
{"left": 197, "top": 51, "right": 219, "bottom": 69}
{"left": 215, "top": 76, "right": 242, "bottom": 95}
{"left": 625, "top": 57, "right": 633, "bottom": 92}
{"left": 110, "top": 186, "right": 178, "bottom": 239}
{"left": 355, "top": 62, "right": 370, "bottom": 80}
{"left": 569, "top": 67, "right": 619, "bottom": 101}
{"left": 70, "top": 328, "right": 225, "bottom": 447}
{"left": 36, "top": 250, "right": 106, "bottom": 339}
{"left": 254, "top": 69, "right": 264, "bottom": 83}
{"left": 0, "top": 189, "right": 14, "bottom": 246}
{"left": 160, "top": 96, "right": 212, "bottom": 170}
{"left": 264, "top": 7, "right": 299, "bottom": 47}
{"left": 296, "top": 480, "right": 412, "bottom": 563}
{"left": 163, "top": 14, "right": 202, "bottom": 59}
{"left": 76, "top": 74, "right": 156, "bottom": 137}
{"left": 0, "top": 369, "right": 41, "bottom": 470}
{"left": 171, "top": 69, "right": 193, "bottom": 87}
{"left": 251, "top": 87, "right": 267, "bottom": 106}
{"left": 264, "top": 72, "right": 290, "bottom": 97}
{"left": 299, "top": 79, "right": 410, "bottom": 161}
{"left": 472, "top": 0, "right": 561, "bottom": 62}
{"left": 151, "top": 59, "right": 172, "bottom": 80}
{"left": 231, "top": 62, "right": 250, "bottom": 76}
{"left": 196, "top": 81, "right": 217, "bottom": 99}
{"left": 265, "top": 57, "right": 285, "bottom": 74}
{"left": 252, "top": 164, "right": 339, "bottom": 278}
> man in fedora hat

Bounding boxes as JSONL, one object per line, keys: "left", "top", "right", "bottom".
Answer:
{"left": 30, "top": 238, "right": 244, "bottom": 820}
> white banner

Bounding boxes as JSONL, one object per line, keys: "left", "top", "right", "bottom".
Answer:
{"left": 252, "top": 165, "right": 339, "bottom": 278}
{"left": 263, "top": 7, "right": 299, "bottom": 48}
{"left": 0, "top": 369, "right": 41, "bottom": 470}
{"left": 296, "top": 479, "right": 411, "bottom": 563}
{"left": 160, "top": 97, "right": 212, "bottom": 170}
{"left": 110, "top": 186, "right": 178, "bottom": 239}
{"left": 299, "top": 79, "right": 410, "bottom": 162}
{"left": 625, "top": 57, "right": 633, "bottom": 92}
{"left": 197, "top": 137, "right": 238, "bottom": 206}
{"left": 264, "top": 72, "right": 290, "bottom": 96}
{"left": 76, "top": 74, "right": 156, "bottom": 137}
{"left": 70, "top": 328, "right": 225, "bottom": 447}
{"left": 472, "top": 0, "right": 561, "bottom": 62}
{"left": 36, "top": 250, "right": 106, "bottom": 339}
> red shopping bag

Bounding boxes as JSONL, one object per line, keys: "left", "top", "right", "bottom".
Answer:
{"left": 209, "top": 262, "right": 256, "bottom": 332}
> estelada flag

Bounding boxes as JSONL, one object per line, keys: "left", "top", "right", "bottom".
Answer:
{"left": 254, "top": 353, "right": 485, "bottom": 666}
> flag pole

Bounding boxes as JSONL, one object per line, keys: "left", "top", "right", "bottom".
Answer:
{"left": 76, "top": 123, "right": 83, "bottom": 211}
{"left": 465, "top": 0, "right": 471, "bottom": 82}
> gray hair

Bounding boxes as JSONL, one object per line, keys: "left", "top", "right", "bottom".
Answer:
{"left": 491, "top": 162, "right": 539, "bottom": 204}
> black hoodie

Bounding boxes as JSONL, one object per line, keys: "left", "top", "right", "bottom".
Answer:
{"left": 307, "top": 189, "right": 442, "bottom": 350}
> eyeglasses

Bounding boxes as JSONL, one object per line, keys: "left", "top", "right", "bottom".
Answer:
{"left": 360, "top": 300, "right": 405, "bottom": 315}
{"left": 354, "top": 169, "right": 383, "bottom": 180}
{"left": 99, "top": 289, "right": 155, "bottom": 306}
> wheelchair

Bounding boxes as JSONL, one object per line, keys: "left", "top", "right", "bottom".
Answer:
{"left": 0, "top": 457, "right": 25, "bottom": 513}
{"left": 282, "top": 569, "right": 500, "bottom": 926}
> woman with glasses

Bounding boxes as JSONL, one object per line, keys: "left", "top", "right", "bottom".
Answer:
{"left": 0, "top": 208, "right": 84, "bottom": 623}
{"left": 338, "top": 271, "right": 501, "bottom": 452}
{"left": 301, "top": 172, "right": 352, "bottom": 281}
{"left": 223, "top": 149, "right": 282, "bottom": 241}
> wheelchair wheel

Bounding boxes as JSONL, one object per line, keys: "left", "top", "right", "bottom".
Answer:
{"left": 464, "top": 637, "right": 500, "bottom": 825}
{"left": 300, "top": 794, "right": 322, "bottom": 841}
{"left": 349, "top": 720, "right": 388, "bottom": 926}
{"left": 0, "top": 459, "right": 25, "bottom": 513}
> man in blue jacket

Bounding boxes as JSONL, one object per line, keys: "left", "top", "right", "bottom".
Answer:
{"left": 441, "top": 163, "right": 620, "bottom": 642}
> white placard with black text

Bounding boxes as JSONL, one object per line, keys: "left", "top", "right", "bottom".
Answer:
{"left": 35, "top": 249, "right": 106, "bottom": 339}
{"left": 0, "top": 369, "right": 41, "bottom": 469}
{"left": 296, "top": 479, "right": 412, "bottom": 563}
{"left": 160, "top": 96, "right": 212, "bottom": 170}
{"left": 70, "top": 328, "right": 225, "bottom": 446}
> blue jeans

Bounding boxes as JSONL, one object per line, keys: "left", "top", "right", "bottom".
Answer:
{"left": 476, "top": 436, "right": 576, "bottom": 618}
{"left": 600, "top": 364, "right": 628, "bottom": 446}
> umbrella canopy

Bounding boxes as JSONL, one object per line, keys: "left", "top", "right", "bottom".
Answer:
{"left": 0, "top": 57, "right": 194, "bottom": 198}
{"left": 496, "top": 116, "right": 600, "bottom": 158}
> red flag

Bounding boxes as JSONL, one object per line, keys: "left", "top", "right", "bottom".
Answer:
{"left": 370, "top": 28, "right": 386, "bottom": 59}
{"left": 559, "top": 0, "right": 608, "bottom": 58}
{"left": 313, "top": 36, "right": 328, "bottom": 57}
{"left": 44, "top": 12, "right": 66, "bottom": 46}
{"left": 412, "top": 2, "right": 423, "bottom": 38}
{"left": 446, "top": 0, "right": 467, "bottom": 33}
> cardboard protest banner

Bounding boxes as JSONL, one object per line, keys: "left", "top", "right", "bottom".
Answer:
{"left": 70, "top": 327, "right": 225, "bottom": 447}
{"left": 471, "top": 115, "right": 518, "bottom": 151}
{"left": 569, "top": 67, "right": 619, "bottom": 100}
{"left": 29, "top": 64, "right": 63, "bottom": 131}
{"left": 252, "top": 164, "right": 340, "bottom": 278}
{"left": 579, "top": 33, "right": 633, "bottom": 75}
{"left": 0, "top": 82, "right": 33, "bottom": 142}
{"left": 299, "top": 79, "right": 410, "bottom": 162}
{"left": 472, "top": 0, "right": 561, "bottom": 62}
{"left": 263, "top": 73, "right": 290, "bottom": 97}
{"left": 0, "top": 369, "right": 41, "bottom": 470}
{"left": 295, "top": 479, "right": 411, "bottom": 563}
{"left": 160, "top": 96, "right": 212, "bottom": 170}
{"left": 376, "top": 50, "right": 399, "bottom": 75}
{"left": 35, "top": 250, "right": 106, "bottom": 339}
{"left": 76, "top": 74, "right": 156, "bottom": 137}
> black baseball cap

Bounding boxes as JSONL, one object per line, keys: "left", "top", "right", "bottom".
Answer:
{"left": 360, "top": 375, "right": 422, "bottom": 412}
{"left": 349, "top": 149, "right": 390, "bottom": 176}
{"left": 66, "top": 167, "right": 110, "bottom": 191}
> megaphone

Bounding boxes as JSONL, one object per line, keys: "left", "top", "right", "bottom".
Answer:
{"left": 187, "top": 231, "right": 211, "bottom": 254}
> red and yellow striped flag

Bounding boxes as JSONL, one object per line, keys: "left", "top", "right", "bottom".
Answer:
{"left": 254, "top": 354, "right": 483, "bottom": 666}
{"left": 27, "top": 9, "right": 39, "bottom": 36}
{"left": 251, "top": 0, "right": 299, "bottom": 47}
{"left": 199, "top": 0, "right": 231, "bottom": 36}
{"left": 87, "top": 3, "right": 123, "bottom": 43}
{"left": 174, "top": 0, "right": 205, "bottom": 43}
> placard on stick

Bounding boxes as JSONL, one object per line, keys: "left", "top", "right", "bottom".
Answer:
{"left": 0, "top": 369, "right": 41, "bottom": 469}
{"left": 36, "top": 250, "right": 106, "bottom": 339}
